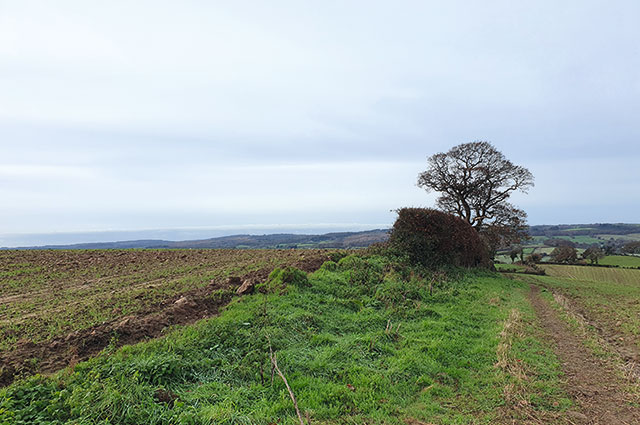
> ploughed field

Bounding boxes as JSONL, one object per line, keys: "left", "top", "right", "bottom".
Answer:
{"left": 0, "top": 249, "right": 331, "bottom": 385}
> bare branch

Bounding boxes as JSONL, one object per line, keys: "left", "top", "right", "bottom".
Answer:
{"left": 266, "top": 336, "right": 306, "bottom": 425}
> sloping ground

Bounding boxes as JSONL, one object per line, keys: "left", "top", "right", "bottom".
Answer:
{"left": 1, "top": 257, "right": 572, "bottom": 424}
{"left": 0, "top": 249, "right": 330, "bottom": 387}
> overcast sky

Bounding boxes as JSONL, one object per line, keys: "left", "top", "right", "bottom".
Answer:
{"left": 1, "top": 0, "right": 639, "bottom": 246}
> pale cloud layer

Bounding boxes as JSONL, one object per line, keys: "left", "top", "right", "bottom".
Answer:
{"left": 1, "top": 0, "right": 639, "bottom": 245}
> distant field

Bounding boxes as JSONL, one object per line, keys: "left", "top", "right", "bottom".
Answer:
{"left": 553, "top": 235, "right": 602, "bottom": 245}
{"left": 530, "top": 247, "right": 555, "bottom": 255}
{"left": 559, "top": 227, "right": 597, "bottom": 232}
{"left": 600, "top": 255, "right": 640, "bottom": 268}
{"left": 494, "top": 263, "right": 526, "bottom": 271}
{"left": 597, "top": 233, "right": 640, "bottom": 242}
{"left": 542, "top": 264, "right": 640, "bottom": 285}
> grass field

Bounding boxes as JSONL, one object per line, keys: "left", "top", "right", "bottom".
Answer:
{"left": 597, "top": 233, "right": 640, "bottom": 242}
{"left": 536, "top": 264, "right": 640, "bottom": 342}
{"left": 0, "top": 255, "right": 571, "bottom": 424}
{"left": 559, "top": 227, "right": 596, "bottom": 232}
{"left": 494, "top": 263, "right": 526, "bottom": 272}
{"left": 553, "top": 235, "right": 602, "bottom": 245}
{"left": 0, "top": 249, "right": 330, "bottom": 377}
{"left": 542, "top": 264, "right": 640, "bottom": 285}
{"left": 599, "top": 255, "right": 640, "bottom": 268}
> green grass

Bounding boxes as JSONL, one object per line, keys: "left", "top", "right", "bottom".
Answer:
{"left": 560, "top": 227, "right": 596, "bottom": 232}
{"left": 596, "top": 233, "right": 640, "bottom": 242}
{"left": 542, "top": 264, "right": 640, "bottom": 285}
{"left": 533, "top": 265, "right": 640, "bottom": 343}
{"left": 494, "top": 263, "right": 526, "bottom": 272}
{"left": 599, "top": 255, "right": 640, "bottom": 268}
{"left": 553, "top": 235, "right": 602, "bottom": 245}
{"left": 0, "top": 255, "right": 570, "bottom": 424}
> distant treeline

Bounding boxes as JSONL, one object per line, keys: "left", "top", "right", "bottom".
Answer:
{"left": 529, "top": 223, "right": 640, "bottom": 237}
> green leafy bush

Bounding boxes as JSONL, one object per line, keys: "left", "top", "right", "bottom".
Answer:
{"left": 261, "top": 266, "right": 309, "bottom": 292}
{"left": 319, "top": 261, "right": 338, "bottom": 272}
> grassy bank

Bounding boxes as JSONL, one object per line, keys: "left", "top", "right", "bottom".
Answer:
{"left": 1, "top": 255, "right": 569, "bottom": 424}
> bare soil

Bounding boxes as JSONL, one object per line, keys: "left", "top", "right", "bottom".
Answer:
{"left": 528, "top": 284, "right": 640, "bottom": 424}
{"left": 0, "top": 251, "right": 329, "bottom": 387}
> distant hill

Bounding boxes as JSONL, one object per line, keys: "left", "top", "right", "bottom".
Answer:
{"left": 529, "top": 223, "right": 640, "bottom": 237}
{"left": 6, "top": 229, "right": 390, "bottom": 250}
{"left": 6, "top": 223, "right": 639, "bottom": 251}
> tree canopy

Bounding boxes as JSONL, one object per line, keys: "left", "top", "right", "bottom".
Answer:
{"left": 417, "top": 141, "right": 534, "bottom": 254}
{"left": 582, "top": 246, "right": 605, "bottom": 264}
{"left": 550, "top": 246, "right": 578, "bottom": 264}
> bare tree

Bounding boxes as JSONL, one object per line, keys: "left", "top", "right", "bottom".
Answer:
{"left": 582, "top": 246, "right": 605, "bottom": 264}
{"left": 509, "top": 245, "right": 523, "bottom": 263}
{"left": 550, "top": 246, "right": 578, "bottom": 264}
{"left": 622, "top": 241, "right": 640, "bottom": 255}
{"left": 417, "top": 141, "right": 534, "bottom": 255}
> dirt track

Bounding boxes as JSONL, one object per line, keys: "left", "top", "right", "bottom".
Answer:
{"left": 528, "top": 284, "right": 640, "bottom": 424}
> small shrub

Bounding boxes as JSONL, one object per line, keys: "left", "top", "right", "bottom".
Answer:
{"left": 364, "top": 241, "right": 391, "bottom": 256}
{"left": 525, "top": 253, "right": 543, "bottom": 264}
{"left": 327, "top": 251, "right": 349, "bottom": 263}
{"left": 319, "top": 261, "right": 338, "bottom": 272}
{"left": 523, "top": 265, "right": 545, "bottom": 275}
{"left": 338, "top": 255, "right": 384, "bottom": 287}
{"left": 260, "top": 267, "right": 309, "bottom": 292}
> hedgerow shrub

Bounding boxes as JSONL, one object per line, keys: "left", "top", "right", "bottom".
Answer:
{"left": 388, "top": 208, "right": 489, "bottom": 269}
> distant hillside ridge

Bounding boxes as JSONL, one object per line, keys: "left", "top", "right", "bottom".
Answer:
{"left": 4, "top": 229, "right": 390, "bottom": 250}
{"left": 5, "top": 223, "right": 639, "bottom": 250}
{"left": 529, "top": 223, "right": 640, "bottom": 237}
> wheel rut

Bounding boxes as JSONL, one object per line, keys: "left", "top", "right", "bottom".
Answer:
{"left": 527, "top": 284, "right": 640, "bottom": 424}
